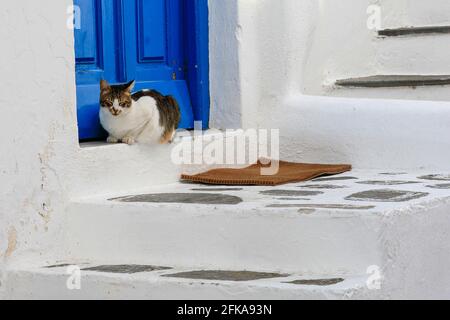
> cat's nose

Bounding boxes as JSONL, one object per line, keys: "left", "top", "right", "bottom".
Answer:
{"left": 110, "top": 108, "right": 120, "bottom": 116}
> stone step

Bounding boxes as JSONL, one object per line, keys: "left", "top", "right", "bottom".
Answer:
{"left": 378, "top": 26, "right": 450, "bottom": 37}
{"left": 4, "top": 264, "right": 373, "bottom": 300}
{"left": 335, "top": 75, "right": 450, "bottom": 88}
{"left": 65, "top": 169, "right": 450, "bottom": 277}
{"left": 72, "top": 130, "right": 248, "bottom": 198}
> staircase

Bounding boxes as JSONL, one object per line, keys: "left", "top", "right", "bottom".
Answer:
{"left": 5, "top": 156, "right": 450, "bottom": 299}
{"left": 333, "top": 21, "right": 450, "bottom": 100}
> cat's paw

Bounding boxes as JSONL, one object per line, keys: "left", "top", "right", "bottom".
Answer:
{"left": 122, "top": 136, "right": 136, "bottom": 145}
{"left": 107, "top": 136, "right": 119, "bottom": 144}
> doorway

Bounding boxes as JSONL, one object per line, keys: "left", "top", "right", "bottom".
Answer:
{"left": 74, "top": 0, "right": 209, "bottom": 140}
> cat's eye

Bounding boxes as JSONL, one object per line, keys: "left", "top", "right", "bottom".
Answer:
{"left": 102, "top": 101, "right": 113, "bottom": 107}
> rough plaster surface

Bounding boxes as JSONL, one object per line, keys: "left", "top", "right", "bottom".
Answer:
{"left": 208, "top": 0, "right": 242, "bottom": 129}
{"left": 0, "top": 1, "right": 77, "bottom": 297}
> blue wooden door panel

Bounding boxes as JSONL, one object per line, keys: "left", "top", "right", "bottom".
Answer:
{"left": 138, "top": 0, "right": 166, "bottom": 61}
{"left": 74, "top": 0, "right": 98, "bottom": 64}
{"left": 121, "top": 0, "right": 193, "bottom": 132}
{"left": 75, "top": 0, "right": 118, "bottom": 82}
{"left": 75, "top": 0, "right": 196, "bottom": 140}
{"left": 122, "top": 0, "right": 184, "bottom": 81}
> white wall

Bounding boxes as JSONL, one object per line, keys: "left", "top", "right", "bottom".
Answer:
{"left": 208, "top": 0, "right": 242, "bottom": 129}
{"left": 0, "top": 0, "right": 78, "bottom": 293}
{"left": 209, "top": 0, "right": 319, "bottom": 129}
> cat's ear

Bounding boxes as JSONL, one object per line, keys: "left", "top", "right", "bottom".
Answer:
{"left": 100, "top": 79, "right": 110, "bottom": 91}
{"left": 125, "top": 80, "right": 135, "bottom": 92}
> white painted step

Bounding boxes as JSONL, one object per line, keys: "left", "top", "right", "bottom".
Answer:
{"left": 381, "top": 0, "right": 450, "bottom": 29}
{"left": 329, "top": 33, "right": 450, "bottom": 101}
{"left": 4, "top": 264, "right": 373, "bottom": 300}
{"left": 65, "top": 169, "right": 450, "bottom": 278}
{"left": 72, "top": 131, "right": 249, "bottom": 198}
{"left": 376, "top": 35, "right": 450, "bottom": 75}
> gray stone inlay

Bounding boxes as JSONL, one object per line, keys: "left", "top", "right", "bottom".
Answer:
{"left": 260, "top": 190, "right": 323, "bottom": 197}
{"left": 267, "top": 204, "right": 375, "bottom": 210}
{"left": 346, "top": 189, "right": 429, "bottom": 202}
{"left": 378, "top": 26, "right": 450, "bottom": 37}
{"left": 336, "top": 75, "right": 450, "bottom": 88}
{"left": 286, "top": 278, "right": 344, "bottom": 286}
{"left": 276, "top": 198, "right": 311, "bottom": 201}
{"left": 379, "top": 172, "right": 408, "bottom": 176}
{"left": 418, "top": 174, "right": 450, "bottom": 182}
{"left": 82, "top": 265, "right": 172, "bottom": 274}
{"left": 426, "top": 184, "right": 450, "bottom": 190}
{"left": 163, "top": 270, "right": 289, "bottom": 282}
{"left": 111, "top": 193, "right": 243, "bottom": 205}
{"left": 45, "top": 264, "right": 73, "bottom": 269}
{"left": 191, "top": 188, "right": 244, "bottom": 192}
{"left": 356, "top": 180, "right": 420, "bottom": 186}
{"left": 298, "top": 209, "right": 316, "bottom": 215}
{"left": 298, "top": 184, "right": 347, "bottom": 189}
{"left": 313, "top": 176, "right": 358, "bottom": 182}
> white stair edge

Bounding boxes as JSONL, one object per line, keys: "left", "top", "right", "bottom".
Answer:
{"left": 69, "top": 130, "right": 251, "bottom": 198}
{"left": 66, "top": 199, "right": 383, "bottom": 276}
{"left": 65, "top": 169, "right": 450, "bottom": 278}
{"left": 3, "top": 265, "right": 374, "bottom": 300}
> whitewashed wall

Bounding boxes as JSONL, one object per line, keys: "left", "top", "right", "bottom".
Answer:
{"left": 209, "top": 0, "right": 318, "bottom": 129}
{"left": 0, "top": 0, "right": 78, "bottom": 294}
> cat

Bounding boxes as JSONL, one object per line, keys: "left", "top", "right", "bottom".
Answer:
{"left": 99, "top": 79, "right": 181, "bottom": 145}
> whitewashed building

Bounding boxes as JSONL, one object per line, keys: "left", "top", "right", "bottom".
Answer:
{"left": 2, "top": 0, "right": 450, "bottom": 299}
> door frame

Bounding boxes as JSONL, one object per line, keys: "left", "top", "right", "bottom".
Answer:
{"left": 183, "top": 0, "right": 210, "bottom": 129}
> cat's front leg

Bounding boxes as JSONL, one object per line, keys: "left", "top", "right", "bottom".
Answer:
{"left": 122, "top": 136, "right": 136, "bottom": 145}
{"left": 107, "top": 136, "right": 119, "bottom": 144}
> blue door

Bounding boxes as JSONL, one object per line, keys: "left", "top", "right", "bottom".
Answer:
{"left": 74, "top": 0, "right": 207, "bottom": 140}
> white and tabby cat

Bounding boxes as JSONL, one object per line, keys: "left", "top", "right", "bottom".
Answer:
{"left": 99, "top": 79, "right": 181, "bottom": 145}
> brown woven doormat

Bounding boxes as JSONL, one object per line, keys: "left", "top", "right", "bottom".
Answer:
{"left": 181, "top": 160, "right": 352, "bottom": 186}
